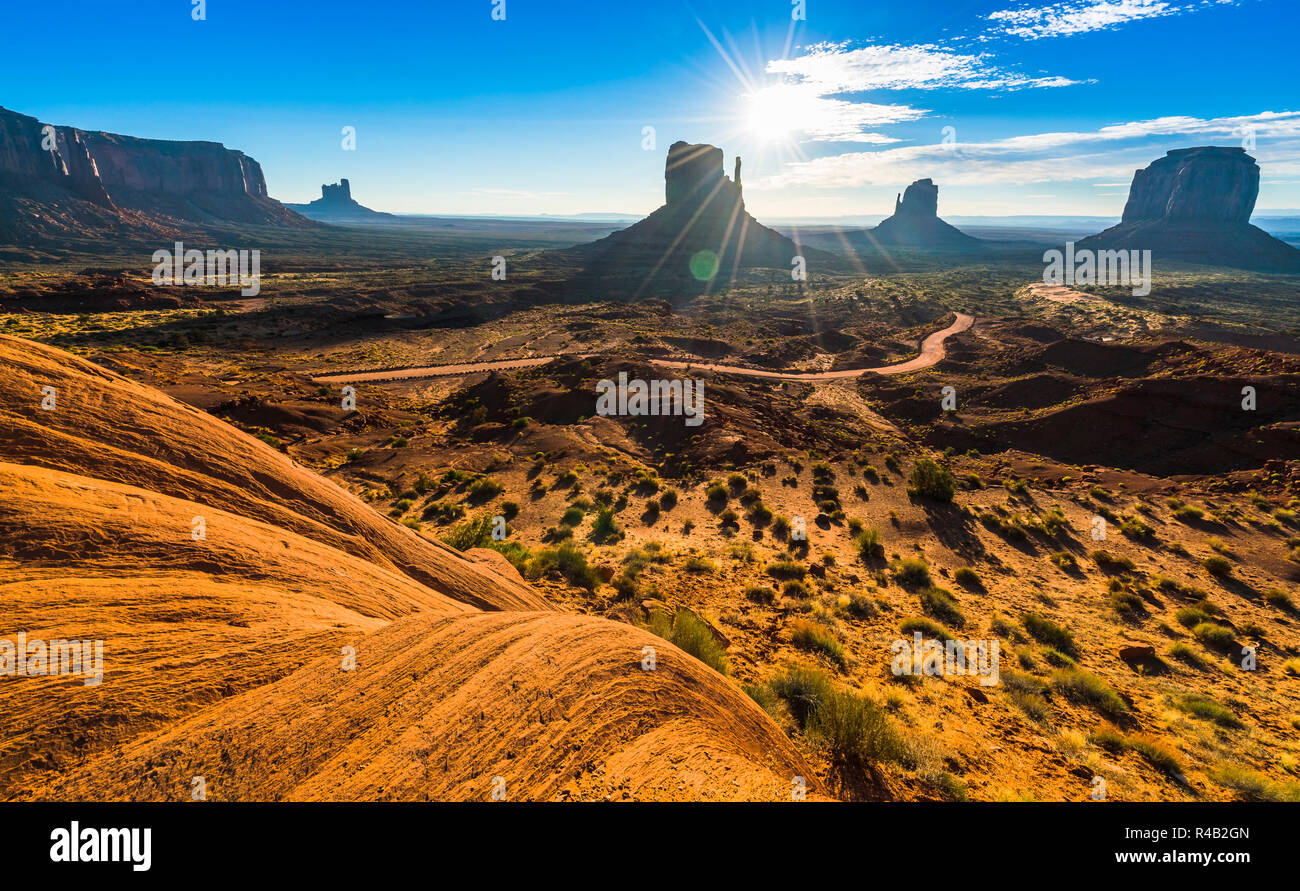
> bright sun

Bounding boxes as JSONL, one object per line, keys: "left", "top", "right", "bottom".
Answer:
{"left": 744, "top": 85, "right": 806, "bottom": 144}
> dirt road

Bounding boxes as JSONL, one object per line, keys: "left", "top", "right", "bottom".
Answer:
{"left": 311, "top": 313, "right": 975, "bottom": 384}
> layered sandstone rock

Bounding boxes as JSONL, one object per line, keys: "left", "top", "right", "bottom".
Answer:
{"left": 865, "top": 178, "right": 982, "bottom": 251}
{"left": 1120, "top": 147, "right": 1258, "bottom": 225}
{"left": 0, "top": 105, "right": 312, "bottom": 242}
{"left": 559, "top": 140, "right": 841, "bottom": 294}
{"left": 286, "top": 178, "right": 395, "bottom": 221}
{"left": 1079, "top": 146, "right": 1300, "bottom": 272}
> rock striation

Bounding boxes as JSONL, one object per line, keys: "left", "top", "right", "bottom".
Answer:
{"left": 0, "top": 105, "right": 312, "bottom": 243}
{"left": 1078, "top": 146, "right": 1300, "bottom": 272}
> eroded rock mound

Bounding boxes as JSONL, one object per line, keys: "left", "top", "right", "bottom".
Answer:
{"left": 0, "top": 335, "right": 818, "bottom": 801}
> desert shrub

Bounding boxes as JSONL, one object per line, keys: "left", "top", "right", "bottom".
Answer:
{"left": 842, "top": 592, "right": 877, "bottom": 619}
{"left": 1021, "top": 613, "right": 1078, "bottom": 657}
{"left": 892, "top": 557, "right": 932, "bottom": 589}
{"left": 467, "top": 476, "right": 503, "bottom": 502}
{"left": 1120, "top": 515, "right": 1154, "bottom": 538}
{"left": 1008, "top": 689, "right": 1050, "bottom": 720}
{"left": 422, "top": 500, "right": 466, "bottom": 523}
{"left": 527, "top": 542, "right": 600, "bottom": 591}
{"left": 647, "top": 609, "right": 728, "bottom": 675}
{"left": 854, "top": 528, "right": 884, "bottom": 560}
{"left": 1091, "top": 729, "right": 1182, "bottom": 775}
{"left": 908, "top": 459, "right": 956, "bottom": 502}
{"left": 1049, "top": 551, "right": 1078, "bottom": 571}
{"left": 682, "top": 555, "right": 717, "bottom": 574}
{"left": 561, "top": 505, "right": 586, "bottom": 526}
{"left": 767, "top": 559, "right": 807, "bottom": 581}
{"left": 1040, "top": 647, "right": 1076, "bottom": 668}
{"left": 1202, "top": 555, "right": 1233, "bottom": 578}
{"left": 705, "top": 483, "right": 728, "bottom": 503}
{"left": 807, "top": 689, "right": 907, "bottom": 765}
{"left": 500, "top": 501, "right": 520, "bottom": 520}
{"left": 1264, "top": 588, "right": 1295, "bottom": 611}
{"left": 1191, "top": 622, "right": 1236, "bottom": 651}
{"left": 1091, "top": 549, "right": 1135, "bottom": 572}
{"left": 1174, "top": 694, "right": 1242, "bottom": 728}
{"left": 918, "top": 586, "right": 965, "bottom": 627}
{"left": 1051, "top": 669, "right": 1127, "bottom": 718}
{"left": 1167, "top": 640, "right": 1204, "bottom": 667}
{"left": 1174, "top": 606, "right": 1211, "bottom": 628}
{"left": 745, "top": 584, "right": 777, "bottom": 605}
{"left": 1211, "top": 766, "right": 1300, "bottom": 802}
{"left": 590, "top": 506, "right": 623, "bottom": 543}
{"left": 782, "top": 579, "right": 811, "bottom": 599}
{"left": 658, "top": 488, "right": 678, "bottom": 510}
{"left": 953, "top": 567, "right": 983, "bottom": 591}
{"left": 769, "top": 664, "right": 834, "bottom": 726}
{"left": 726, "top": 472, "right": 748, "bottom": 493}
{"left": 749, "top": 502, "right": 774, "bottom": 525}
{"left": 771, "top": 515, "right": 791, "bottom": 539}
{"left": 789, "top": 619, "right": 845, "bottom": 665}
{"left": 899, "top": 616, "right": 958, "bottom": 644}
{"left": 1106, "top": 584, "right": 1145, "bottom": 618}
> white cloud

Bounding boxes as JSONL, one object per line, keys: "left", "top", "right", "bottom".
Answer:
{"left": 765, "top": 41, "right": 1086, "bottom": 93}
{"left": 986, "top": 0, "right": 1237, "bottom": 40}
{"left": 750, "top": 111, "right": 1300, "bottom": 191}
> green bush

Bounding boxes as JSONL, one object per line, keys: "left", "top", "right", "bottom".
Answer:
{"left": 527, "top": 542, "right": 600, "bottom": 590}
{"left": 1022, "top": 613, "right": 1078, "bottom": 657}
{"left": 953, "top": 567, "right": 983, "bottom": 591}
{"left": 767, "top": 559, "right": 807, "bottom": 581}
{"left": 918, "top": 586, "right": 966, "bottom": 627}
{"left": 1202, "top": 555, "right": 1233, "bottom": 578}
{"left": 1051, "top": 668, "right": 1127, "bottom": 718}
{"left": 854, "top": 528, "right": 884, "bottom": 560}
{"left": 892, "top": 556, "right": 932, "bottom": 589}
{"left": 789, "top": 619, "right": 845, "bottom": 665}
{"left": 807, "top": 689, "right": 907, "bottom": 765}
{"left": 908, "top": 458, "right": 956, "bottom": 502}
{"left": 1174, "top": 694, "right": 1242, "bottom": 728}
{"left": 769, "top": 664, "right": 834, "bottom": 726}
{"left": 646, "top": 609, "right": 729, "bottom": 674}
{"left": 1192, "top": 622, "right": 1236, "bottom": 651}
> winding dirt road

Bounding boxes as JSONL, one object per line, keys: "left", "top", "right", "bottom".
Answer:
{"left": 311, "top": 312, "right": 975, "bottom": 385}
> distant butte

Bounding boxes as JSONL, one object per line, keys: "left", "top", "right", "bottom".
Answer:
{"left": 286, "top": 178, "right": 396, "bottom": 222}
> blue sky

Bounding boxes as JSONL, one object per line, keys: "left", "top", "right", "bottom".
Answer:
{"left": 2, "top": 0, "right": 1297, "bottom": 217}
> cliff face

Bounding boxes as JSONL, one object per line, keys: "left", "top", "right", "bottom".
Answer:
{"left": 665, "top": 142, "right": 730, "bottom": 206}
{"left": 1121, "top": 147, "right": 1258, "bottom": 225}
{"left": 1079, "top": 146, "right": 1300, "bottom": 273}
{"left": 893, "top": 178, "right": 939, "bottom": 218}
{"left": 0, "top": 105, "right": 312, "bottom": 242}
